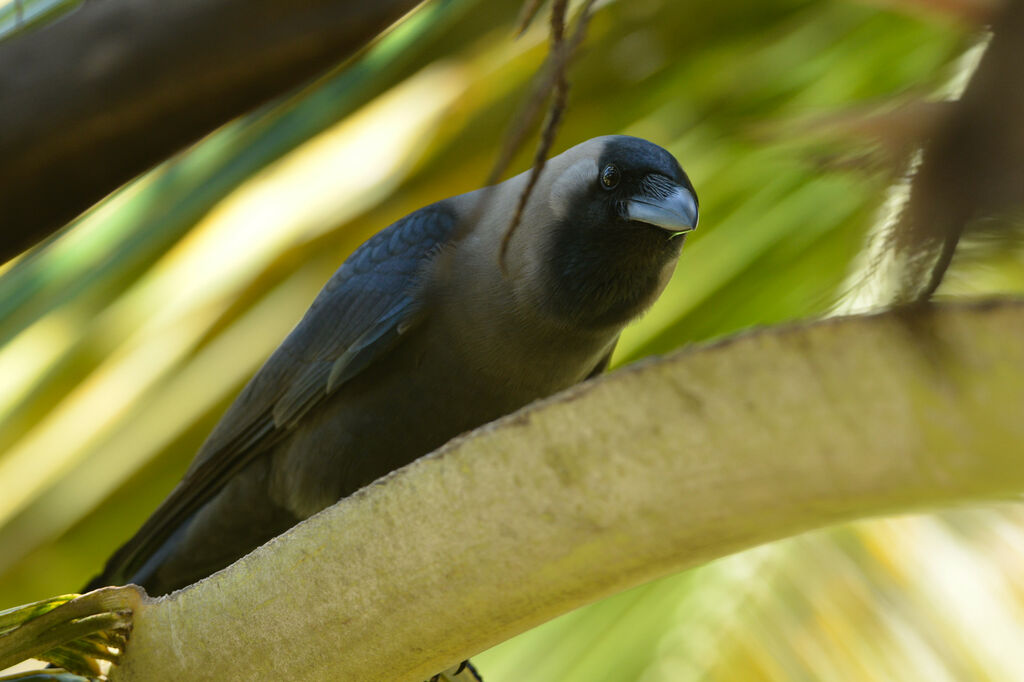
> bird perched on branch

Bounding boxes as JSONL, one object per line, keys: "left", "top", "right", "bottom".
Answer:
{"left": 88, "top": 135, "right": 698, "bottom": 598}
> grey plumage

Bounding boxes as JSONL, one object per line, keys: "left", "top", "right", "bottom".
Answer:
{"left": 90, "top": 135, "right": 699, "bottom": 596}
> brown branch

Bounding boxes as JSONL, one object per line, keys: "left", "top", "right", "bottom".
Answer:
{"left": 514, "top": 0, "right": 545, "bottom": 36}
{"left": 496, "top": 0, "right": 597, "bottom": 270}
{"left": 0, "top": 0, "right": 425, "bottom": 263}
{"left": 895, "top": 0, "right": 1024, "bottom": 300}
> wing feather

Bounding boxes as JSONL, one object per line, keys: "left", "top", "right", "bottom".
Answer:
{"left": 101, "top": 204, "right": 458, "bottom": 584}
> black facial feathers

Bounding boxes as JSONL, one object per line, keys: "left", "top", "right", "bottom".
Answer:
{"left": 541, "top": 137, "right": 691, "bottom": 329}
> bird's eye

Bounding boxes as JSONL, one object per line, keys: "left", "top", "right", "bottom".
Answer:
{"left": 600, "top": 164, "right": 620, "bottom": 190}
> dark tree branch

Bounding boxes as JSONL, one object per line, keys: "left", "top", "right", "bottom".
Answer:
{"left": 899, "top": 0, "right": 1024, "bottom": 300}
{"left": 0, "top": 0, "right": 424, "bottom": 263}
{"left": 496, "top": 0, "right": 596, "bottom": 270}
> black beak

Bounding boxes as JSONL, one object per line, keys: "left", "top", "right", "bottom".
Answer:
{"left": 625, "top": 176, "right": 699, "bottom": 234}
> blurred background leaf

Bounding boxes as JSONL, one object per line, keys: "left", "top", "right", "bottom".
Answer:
{"left": 1, "top": 0, "right": 1022, "bottom": 679}
{"left": 0, "top": 0, "right": 81, "bottom": 39}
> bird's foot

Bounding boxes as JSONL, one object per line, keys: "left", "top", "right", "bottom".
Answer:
{"left": 427, "top": 659, "right": 482, "bottom": 681}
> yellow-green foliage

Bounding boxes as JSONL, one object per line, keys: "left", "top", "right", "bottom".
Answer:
{"left": 2, "top": 0, "right": 1021, "bottom": 680}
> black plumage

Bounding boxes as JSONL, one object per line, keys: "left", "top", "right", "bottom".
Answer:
{"left": 89, "top": 135, "right": 699, "bottom": 597}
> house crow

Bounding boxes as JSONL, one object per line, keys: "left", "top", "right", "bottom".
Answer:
{"left": 89, "top": 135, "right": 699, "bottom": 597}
